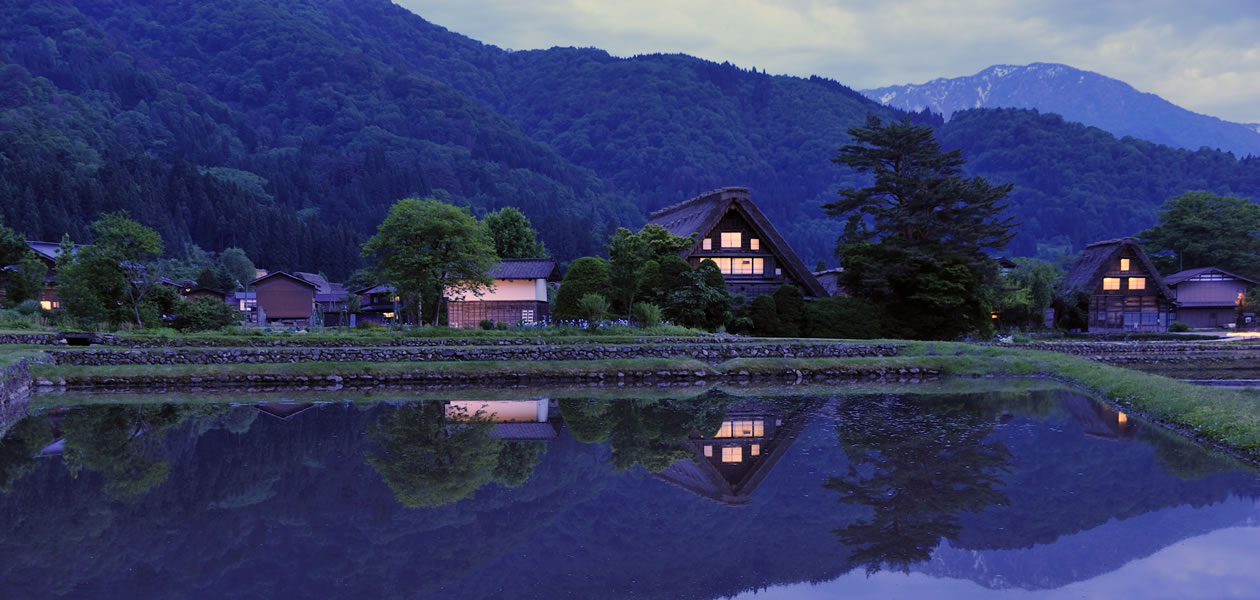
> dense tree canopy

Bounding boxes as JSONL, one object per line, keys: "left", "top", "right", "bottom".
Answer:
{"left": 361, "top": 198, "right": 496, "bottom": 325}
{"left": 827, "top": 116, "right": 1016, "bottom": 339}
{"left": 483, "top": 207, "right": 547, "bottom": 260}
{"left": 1138, "top": 191, "right": 1260, "bottom": 279}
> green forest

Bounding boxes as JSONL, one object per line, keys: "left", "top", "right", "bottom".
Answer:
{"left": 2, "top": 0, "right": 1259, "bottom": 277}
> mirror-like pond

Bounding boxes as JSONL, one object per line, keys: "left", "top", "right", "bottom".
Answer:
{"left": 1, "top": 385, "right": 1257, "bottom": 599}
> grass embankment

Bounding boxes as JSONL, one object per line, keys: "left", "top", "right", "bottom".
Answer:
{"left": 18, "top": 338, "right": 1260, "bottom": 461}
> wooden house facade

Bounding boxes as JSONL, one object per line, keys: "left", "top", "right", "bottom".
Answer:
{"left": 646, "top": 187, "right": 828, "bottom": 299}
{"left": 1164, "top": 267, "right": 1257, "bottom": 329}
{"left": 250, "top": 272, "right": 317, "bottom": 325}
{"left": 1060, "top": 237, "right": 1175, "bottom": 333}
{"left": 445, "top": 258, "right": 560, "bottom": 328}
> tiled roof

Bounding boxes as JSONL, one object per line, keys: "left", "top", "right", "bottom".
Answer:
{"left": 490, "top": 422, "right": 558, "bottom": 440}
{"left": 1164, "top": 266, "right": 1259, "bottom": 286}
{"left": 491, "top": 258, "right": 560, "bottom": 281}
{"left": 249, "top": 271, "right": 317, "bottom": 288}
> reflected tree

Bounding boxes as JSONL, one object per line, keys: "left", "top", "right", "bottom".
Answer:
{"left": 365, "top": 402, "right": 502, "bottom": 508}
{"left": 493, "top": 442, "right": 548, "bottom": 488}
{"left": 560, "top": 396, "right": 733, "bottom": 472}
{"left": 0, "top": 417, "right": 54, "bottom": 493}
{"left": 826, "top": 395, "right": 1014, "bottom": 574}
{"left": 61, "top": 404, "right": 189, "bottom": 502}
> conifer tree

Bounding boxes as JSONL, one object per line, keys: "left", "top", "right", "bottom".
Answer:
{"left": 826, "top": 115, "right": 1015, "bottom": 339}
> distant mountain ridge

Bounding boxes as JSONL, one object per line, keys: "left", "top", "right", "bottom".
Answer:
{"left": 861, "top": 63, "right": 1260, "bottom": 157}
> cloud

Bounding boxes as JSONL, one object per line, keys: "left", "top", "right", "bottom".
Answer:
{"left": 395, "top": 0, "right": 1260, "bottom": 122}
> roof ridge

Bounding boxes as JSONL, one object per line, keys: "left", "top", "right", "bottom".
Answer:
{"left": 648, "top": 186, "right": 750, "bottom": 219}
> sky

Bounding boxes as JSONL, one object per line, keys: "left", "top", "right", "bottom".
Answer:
{"left": 395, "top": 0, "right": 1260, "bottom": 124}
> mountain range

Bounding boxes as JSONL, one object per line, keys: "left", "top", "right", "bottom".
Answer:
{"left": 862, "top": 63, "right": 1260, "bottom": 158}
{"left": 2, "top": 0, "right": 1259, "bottom": 277}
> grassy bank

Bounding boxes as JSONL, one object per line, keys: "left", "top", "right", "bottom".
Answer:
{"left": 16, "top": 339, "right": 1260, "bottom": 462}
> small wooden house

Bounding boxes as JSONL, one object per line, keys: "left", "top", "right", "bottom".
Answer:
{"left": 1164, "top": 267, "right": 1257, "bottom": 329}
{"left": 646, "top": 187, "right": 828, "bottom": 299}
{"left": 250, "top": 271, "right": 317, "bottom": 325}
{"left": 1060, "top": 237, "right": 1175, "bottom": 332}
{"left": 445, "top": 258, "right": 560, "bottom": 328}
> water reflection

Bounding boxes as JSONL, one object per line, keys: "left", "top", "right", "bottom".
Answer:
{"left": 0, "top": 388, "right": 1257, "bottom": 599}
{"left": 827, "top": 395, "right": 1015, "bottom": 575}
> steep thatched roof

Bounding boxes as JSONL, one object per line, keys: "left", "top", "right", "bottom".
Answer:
{"left": 646, "top": 187, "right": 828, "bottom": 297}
{"left": 1060, "top": 237, "right": 1173, "bottom": 299}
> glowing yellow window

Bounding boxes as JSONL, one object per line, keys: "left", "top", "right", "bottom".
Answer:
{"left": 1103, "top": 277, "right": 1120, "bottom": 291}
{"left": 1129, "top": 277, "right": 1145, "bottom": 290}
{"left": 709, "top": 258, "right": 732, "bottom": 275}
{"left": 1120, "top": 258, "right": 1131, "bottom": 271}
{"left": 750, "top": 444, "right": 761, "bottom": 456}
{"left": 713, "top": 422, "right": 732, "bottom": 438}
{"left": 40, "top": 300, "right": 52, "bottom": 310}
{"left": 750, "top": 238, "right": 760, "bottom": 250}
{"left": 721, "top": 446, "right": 742, "bottom": 463}
{"left": 720, "top": 232, "right": 741, "bottom": 248}
{"left": 702, "top": 238, "right": 712, "bottom": 250}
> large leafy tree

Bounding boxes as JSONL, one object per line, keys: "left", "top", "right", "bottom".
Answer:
{"left": 361, "top": 198, "right": 497, "bottom": 326}
{"left": 483, "top": 207, "right": 547, "bottom": 259}
{"left": 606, "top": 224, "right": 694, "bottom": 316}
{"left": 1138, "top": 191, "right": 1260, "bottom": 279}
{"left": 826, "top": 115, "right": 1016, "bottom": 339}
{"left": 58, "top": 213, "right": 165, "bottom": 328}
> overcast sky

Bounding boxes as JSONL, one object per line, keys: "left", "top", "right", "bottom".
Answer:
{"left": 395, "top": 0, "right": 1260, "bottom": 124}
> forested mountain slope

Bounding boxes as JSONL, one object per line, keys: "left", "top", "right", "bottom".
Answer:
{"left": 3, "top": 0, "right": 1260, "bottom": 274}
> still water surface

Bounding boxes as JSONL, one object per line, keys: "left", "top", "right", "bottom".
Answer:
{"left": 1, "top": 386, "right": 1257, "bottom": 599}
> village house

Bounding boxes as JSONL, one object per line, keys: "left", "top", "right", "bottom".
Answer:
{"left": 1164, "top": 267, "right": 1258, "bottom": 329}
{"left": 445, "top": 258, "right": 560, "bottom": 328}
{"left": 1059, "top": 237, "right": 1175, "bottom": 332}
{"left": 646, "top": 187, "right": 829, "bottom": 299}
{"left": 0, "top": 241, "right": 72, "bottom": 310}
{"left": 250, "top": 271, "right": 318, "bottom": 325}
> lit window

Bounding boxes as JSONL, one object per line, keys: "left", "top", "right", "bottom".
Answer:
{"left": 721, "top": 446, "right": 742, "bottom": 463}
{"left": 753, "top": 258, "right": 763, "bottom": 274}
{"left": 702, "top": 238, "right": 712, "bottom": 250}
{"left": 703, "top": 445, "right": 713, "bottom": 457}
{"left": 1129, "top": 277, "right": 1145, "bottom": 290}
{"left": 775, "top": 268, "right": 782, "bottom": 277}
{"left": 750, "top": 444, "right": 761, "bottom": 456}
{"left": 710, "top": 258, "right": 732, "bottom": 274}
{"left": 750, "top": 238, "right": 760, "bottom": 250}
{"left": 1117, "top": 412, "right": 1128, "bottom": 425}
{"left": 40, "top": 300, "right": 52, "bottom": 310}
{"left": 720, "top": 232, "right": 741, "bottom": 248}
{"left": 1120, "top": 258, "right": 1131, "bottom": 271}
{"left": 713, "top": 422, "right": 732, "bottom": 438}
{"left": 1103, "top": 277, "right": 1120, "bottom": 290}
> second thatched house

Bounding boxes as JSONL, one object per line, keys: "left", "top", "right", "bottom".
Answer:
{"left": 1059, "top": 237, "right": 1175, "bottom": 332}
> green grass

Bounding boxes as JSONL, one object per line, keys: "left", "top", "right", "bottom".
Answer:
{"left": 19, "top": 337, "right": 1260, "bottom": 461}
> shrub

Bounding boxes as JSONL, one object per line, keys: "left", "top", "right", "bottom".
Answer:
{"left": 172, "top": 297, "right": 240, "bottom": 332}
{"left": 1169, "top": 321, "right": 1191, "bottom": 332}
{"left": 576, "top": 293, "right": 610, "bottom": 330}
{"left": 479, "top": 319, "right": 494, "bottom": 330}
{"left": 804, "top": 297, "right": 886, "bottom": 339}
{"left": 357, "top": 319, "right": 386, "bottom": 330}
{"left": 632, "top": 302, "right": 663, "bottom": 328}
{"left": 772, "top": 284, "right": 805, "bottom": 337}
{"left": 554, "top": 257, "right": 611, "bottom": 321}
{"left": 749, "top": 295, "right": 780, "bottom": 337}
{"left": 12, "top": 299, "right": 43, "bottom": 316}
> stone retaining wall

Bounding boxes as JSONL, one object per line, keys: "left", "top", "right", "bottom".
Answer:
{"left": 46, "top": 343, "right": 903, "bottom": 366}
{"left": 36, "top": 363, "right": 941, "bottom": 392}
{"left": 0, "top": 360, "right": 32, "bottom": 437}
